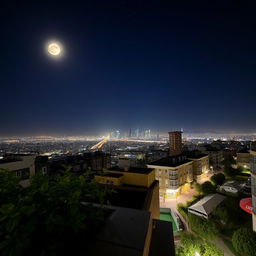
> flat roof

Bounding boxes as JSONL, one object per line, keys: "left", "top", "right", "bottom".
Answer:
{"left": 0, "top": 159, "right": 21, "bottom": 164}
{"left": 86, "top": 206, "right": 151, "bottom": 256}
{"left": 149, "top": 219, "right": 175, "bottom": 256}
{"left": 148, "top": 156, "right": 192, "bottom": 167}
{"left": 108, "top": 166, "right": 154, "bottom": 174}
{"left": 238, "top": 149, "right": 250, "bottom": 153}
{"left": 97, "top": 173, "right": 123, "bottom": 178}
{"left": 183, "top": 151, "right": 208, "bottom": 159}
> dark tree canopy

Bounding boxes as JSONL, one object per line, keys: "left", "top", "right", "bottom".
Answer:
{"left": 210, "top": 173, "right": 225, "bottom": 186}
{"left": 232, "top": 228, "right": 256, "bottom": 256}
{"left": 201, "top": 181, "right": 216, "bottom": 195}
{"left": 0, "top": 169, "right": 111, "bottom": 256}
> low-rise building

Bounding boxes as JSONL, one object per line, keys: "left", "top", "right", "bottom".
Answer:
{"left": 183, "top": 150, "right": 209, "bottom": 182}
{"left": 188, "top": 193, "right": 226, "bottom": 219}
{"left": 94, "top": 163, "right": 176, "bottom": 255}
{"left": 250, "top": 149, "right": 256, "bottom": 231}
{"left": 237, "top": 149, "right": 251, "bottom": 169}
{"left": 147, "top": 155, "right": 193, "bottom": 199}
{"left": 199, "top": 146, "right": 223, "bottom": 171}
{"left": 0, "top": 154, "right": 36, "bottom": 186}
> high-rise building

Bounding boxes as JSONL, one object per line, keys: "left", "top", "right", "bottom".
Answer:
{"left": 250, "top": 149, "right": 256, "bottom": 231}
{"left": 169, "top": 131, "right": 182, "bottom": 156}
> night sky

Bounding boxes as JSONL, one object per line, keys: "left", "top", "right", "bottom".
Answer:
{"left": 1, "top": 1, "right": 256, "bottom": 136}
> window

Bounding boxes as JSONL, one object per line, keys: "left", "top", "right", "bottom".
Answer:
{"left": 15, "top": 168, "right": 30, "bottom": 180}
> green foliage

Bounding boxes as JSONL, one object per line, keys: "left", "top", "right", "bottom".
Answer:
{"left": 224, "top": 166, "right": 241, "bottom": 178}
{"left": 210, "top": 173, "right": 225, "bottom": 186}
{"left": 202, "top": 241, "right": 224, "bottom": 256}
{"left": 176, "top": 232, "right": 223, "bottom": 256}
{"left": 177, "top": 203, "right": 188, "bottom": 218}
{"left": 201, "top": 181, "right": 216, "bottom": 195}
{"left": 188, "top": 213, "right": 219, "bottom": 239}
{"left": 194, "top": 182, "right": 202, "bottom": 194}
{"left": 232, "top": 228, "right": 256, "bottom": 256}
{"left": 0, "top": 169, "right": 111, "bottom": 256}
{"left": 213, "top": 205, "right": 229, "bottom": 225}
{"left": 0, "top": 169, "right": 22, "bottom": 205}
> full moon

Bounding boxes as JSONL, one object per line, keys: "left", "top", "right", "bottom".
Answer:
{"left": 48, "top": 43, "right": 61, "bottom": 56}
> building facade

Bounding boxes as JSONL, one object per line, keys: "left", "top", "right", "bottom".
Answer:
{"left": 183, "top": 150, "right": 209, "bottom": 182}
{"left": 147, "top": 156, "right": 193, "bottom": 199}
{"left": 0, "top": 154, "right": 36, "bottom": 186}
{"left": 237, "top": 150, "right": 251, "bottom": 169}
{"left": 250, "top": 150, "right": 256, "bottom": 231}
{"left": 169, "top": 131, "right": 182, "bottom": 156}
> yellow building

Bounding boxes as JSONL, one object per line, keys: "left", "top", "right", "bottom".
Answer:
{"left": 183, "top": 150, "right": 209, "bottom": 182}
{"left": 147, "top": 155, "right": 193, "bottom": 199}
{"left": 95, "top": 165, "right": 159, "bottom": 220}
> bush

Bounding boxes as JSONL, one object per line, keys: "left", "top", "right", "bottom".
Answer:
{"left": 176, "top": 232, "right": 223, "bottom": 256}
{"left": 188, "top": 213, "right": 219, "bottom": 240}
{"left": 224, "top": 166, "right": 240, "bottom": 178}
{"left": 232, "top": 228, "right": 256, "bottom": 256}
{"left": 177, "top": 203, "right": 188, "bottom": 218}
{"left": 201, "top": 181, "right": 216, "bottom": 195}
{"left": 194, "top": 182, "right": 202, "bottom": 194}
{"left": 210, "top": 173, "right": 225, "bottom": 186}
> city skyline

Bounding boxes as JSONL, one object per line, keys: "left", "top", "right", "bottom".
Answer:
{"left": 2, "top": 2, "right": 256, "bottom": 135}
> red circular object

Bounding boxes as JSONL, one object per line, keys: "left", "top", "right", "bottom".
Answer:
{"left": 240, "top": 198, "right": 253, "bottom": 214}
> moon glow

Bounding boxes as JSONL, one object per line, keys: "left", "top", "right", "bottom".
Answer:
{"left": 48, "top": 43, "right": 61, "bottom": 56}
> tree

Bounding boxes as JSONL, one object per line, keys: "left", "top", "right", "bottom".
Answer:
{"left": 201, "top": 181, "right": 216, "bottom": 195}
{"left": 213, "top": 205, "right": 229, "bottom": 224}
{"left": 210, "top": 173, "right": 225, "bottom": 186}
{"left": 176, "top": 232, "right": 223, "bottom": 256}
{"left": 188, "top": 213, "right": 219, "bottom": 240}
{"left": 224, "top": 166, "right": 241, "bottom": 178}
{"left": 0, "top": 169, "right": 111, "bottom": 256}
{"left": 232, "top": 228, "right": 256, "bottom": 256}
{"left": 0, "top": 169, "right": 22, "bottom": 205}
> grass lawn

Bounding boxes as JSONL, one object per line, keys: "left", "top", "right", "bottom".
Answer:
{"left": 160, "top": 212, "right": 178, "bottom": 232}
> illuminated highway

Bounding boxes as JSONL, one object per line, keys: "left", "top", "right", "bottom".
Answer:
{"left": 90, "top": 137, "right": 167, "bottom": 150}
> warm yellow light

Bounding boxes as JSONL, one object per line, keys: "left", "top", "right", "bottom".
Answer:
{"left": 48, "top": 43, "right": 61, "bottom": 56}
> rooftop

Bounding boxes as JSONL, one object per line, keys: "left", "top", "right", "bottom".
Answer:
{"left": 237, "top": 149, "right": 250, "bottom": 154}
{"left": 183, "top": 150, "right": 208, "bottom": 159}
{"left": 86, "top": 206, "right": 151, "bottom": 256}
{"left": 97, "top": 173, "right": 123, "bottom": 178}
{"left": 188, "top": 193, "right": 226, "bottom": 216}
{"left": 108, "top": 166, "right": 154, "bottom": 174}
{"left": 0, "top": 159, "right": 21, "bottom": 164}
{"left": 148, "top": 155, "right": 192, "bottom": 167}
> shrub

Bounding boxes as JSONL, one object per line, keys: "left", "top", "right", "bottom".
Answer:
{"left": 232, "top": 228, "right": 256, "bottom": 256}
{"left": 176, "top": 232, "right": 223, "bottom": 256}
{"left": 210, "top": 173, "right": 225, "bottom": 186}
{"left": 188, "top": 213, "right": 218, "bottom": 240}
{"left": 201, "top": 181, "right": 216, "bottom": 195}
